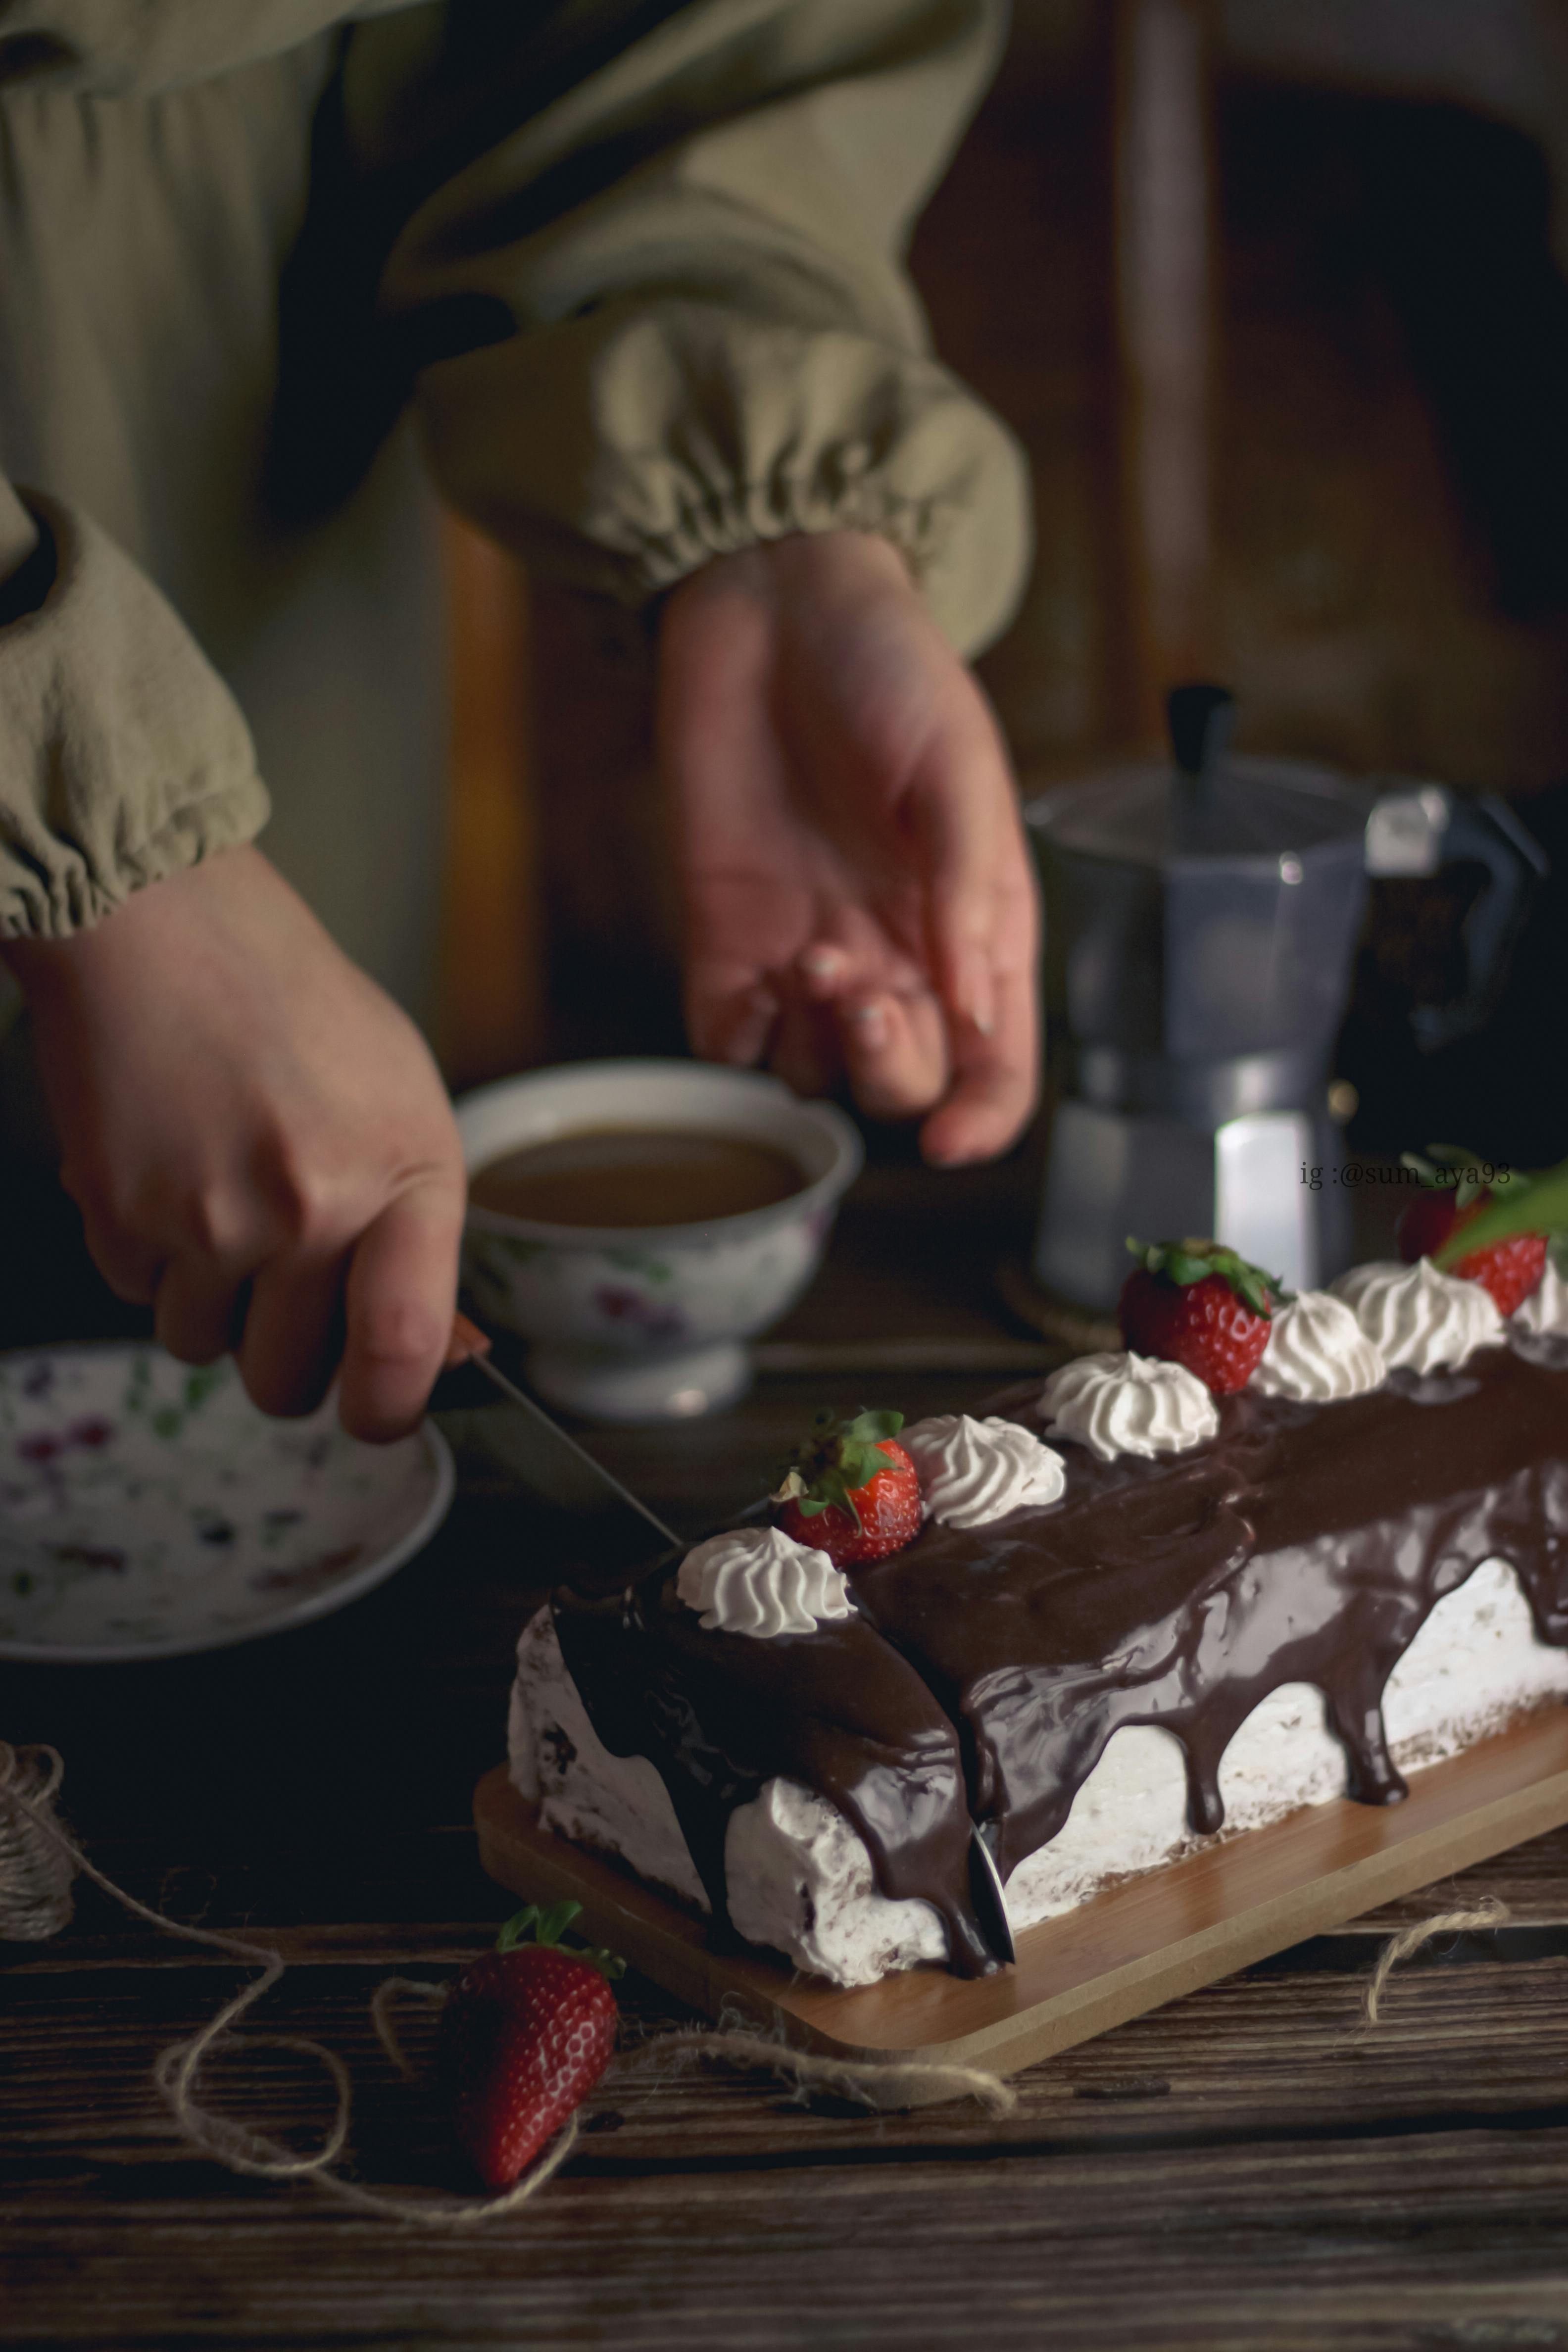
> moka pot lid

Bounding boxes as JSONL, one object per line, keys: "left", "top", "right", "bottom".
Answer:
{"left": 1026, "top": 684, "right": 1368, "bottom": 874}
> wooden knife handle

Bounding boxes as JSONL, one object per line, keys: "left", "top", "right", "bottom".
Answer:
{"left": 445, "top": 1310, "right": 494, "bottom": 1369}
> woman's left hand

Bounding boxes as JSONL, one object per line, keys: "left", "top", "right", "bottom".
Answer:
{"left": 658, "top": 531, "right": 1039, "bottom": 1166}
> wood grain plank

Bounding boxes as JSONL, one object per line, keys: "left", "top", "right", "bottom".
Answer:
{"left": 8, "top": 1935, "right": 1568, "bottom": 2345}
{"left": 10, "top": 2132, "right": 1568, "bottom": 2350}
{"left": 9, "top": 1953, "right": 1568, "bottom": 2176}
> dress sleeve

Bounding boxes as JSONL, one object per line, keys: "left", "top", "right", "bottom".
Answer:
{"left": 0, "top": 488, "right": 269, "bottom": 942}
{"left": 356, "top": 0, "right": 1032, "bottom": 658}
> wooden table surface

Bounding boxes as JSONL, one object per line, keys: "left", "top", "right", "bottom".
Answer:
{"left": 6, "top": 1150, "right": 1568, "bottom": 2350}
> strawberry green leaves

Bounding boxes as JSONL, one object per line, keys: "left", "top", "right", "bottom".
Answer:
{"left": 494, "top": 1901, "right": 625, "bottom": 1981}
{"left": 774, "top": 1407, "right": 907, "bottom": 1533}
{"left": 1124, "top": 1237, "right": 1286, "bottom": 1322}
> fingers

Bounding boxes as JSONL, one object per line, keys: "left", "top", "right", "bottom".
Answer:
{"left": 910, "top": 704, "right": 1020, "bottom": 1044}
{"left": 73, "top": 1218, "right": 163, "bottom": 1308}
{"left": 146, "top": 1185, "right": 460, "bottom": 1439}
{"left": 686, "top": 969, "right": 778, "bottom": 1069}
{"left": 236, "top": 1252, "right": 347, "bottom": 1420}
{"left": 836, "top": 991, "right": 948, "bottom": 1121}
{"left": 918, "top": 944, "right": 1039, "bottom": 1168}
{"left": 337, "top": 1181, "right": 464, "bottom": 1444}
{"left": 906, "top": 713, "right": 1041, "bottom": 1162}
{"left": 792, "top": 922, "right": 927, "bottom": 1010}
{"left": 154, "top": 1256, "right": 248, "bottom": 1366}
{"left": 768, "top": 992, "right": 842, "bottom": 1101}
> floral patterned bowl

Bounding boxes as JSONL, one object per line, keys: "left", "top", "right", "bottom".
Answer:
{"left": 0, "top": 1345, "right": 454, "bottom": 1662}
{"left": 455, "top": 1061, "right": 863, "bottom": 1421}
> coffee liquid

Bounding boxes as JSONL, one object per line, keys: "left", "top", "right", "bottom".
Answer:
{"left": 468, "top": 1127, "right": 808, "bottom": 1227}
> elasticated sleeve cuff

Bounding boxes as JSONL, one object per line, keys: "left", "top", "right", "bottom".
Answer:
{"left": 359, "top": 0, "right": 1032, "bottom": 661}
{"left": 0, "top": 493, "right": 271, "bottom": 940}
{"left": 415, "top": 299, "right": 1031, "bottom": 660}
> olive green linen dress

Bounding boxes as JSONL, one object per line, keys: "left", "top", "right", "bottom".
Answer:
{"left": 0, "top": 0, "right": 1030, "bottom": 1026}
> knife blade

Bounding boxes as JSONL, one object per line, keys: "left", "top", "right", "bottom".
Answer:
{"left": 438, "top": 1313, "right": 679, "bottom": 1583}
{"left": 440, "top": 1314, "right": 1013, "bottom": 1963}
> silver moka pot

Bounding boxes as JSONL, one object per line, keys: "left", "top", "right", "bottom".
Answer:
{"left": 1025, "top": 687, "right": 1547, "bottom": 1312}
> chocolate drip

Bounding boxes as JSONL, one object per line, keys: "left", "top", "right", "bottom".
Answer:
{"left": 552, "top": 1573, "right": 997, "bottom": 1977}
{"left": 550, "top": 1339, "right": 1568, "bottom": 1977}
{"left": 853, "top": 1345, "right": 1568, "bottom": 1880}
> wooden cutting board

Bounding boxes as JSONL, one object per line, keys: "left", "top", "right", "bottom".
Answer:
{"left": 474, "top": 1703, "right": 1568, "bottom": 2080}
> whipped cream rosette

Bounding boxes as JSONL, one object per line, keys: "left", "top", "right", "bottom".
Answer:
{"left": 901, "top": 1414, "right": 1065, "bottom": 1527}
{"left": 1040, "top": 1351, "right": 1218, "bottom": 1461}
{"left": 1253, "top": 1290, "right": 1387, "bottom": 1401}
{"left": 1329, "top": 1258, "right": 1502, "bottom": 1373}
{"left": 1514, "top": 1260, "right": 1568, "bottom": 1336}
{"left": 676, "top": 1526, "right": 854, "bottom": 1639}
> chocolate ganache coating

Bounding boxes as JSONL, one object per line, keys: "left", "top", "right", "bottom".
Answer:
{"left": 552, "top": 1569, "right": 997, "bottom": 1976}
{"left": 851, "top": 1341, "right": 1568, "bottom": 1881}
{"left": 549, "top": 1335, "right": 1568, "bottom": 1974}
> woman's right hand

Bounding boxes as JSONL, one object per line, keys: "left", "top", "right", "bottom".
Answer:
{"left": 4, "top": 845, "right": 467, "bottom": 1441}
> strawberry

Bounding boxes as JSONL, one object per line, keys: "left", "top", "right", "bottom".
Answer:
{"left": 441, "top": 1902, "right": 623, "bottom": 2189}
{"left": 773, "top": 1407, "right": 922, "bottom": 1568}
{"left": 1118, "top": 1238, "right": 1283, "bottom": 1395}
{"left": 1397, "top": 1147, "right": 1548, "bottom": 1318}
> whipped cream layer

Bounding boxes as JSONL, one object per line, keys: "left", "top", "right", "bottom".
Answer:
{"left": 902, "top": 1414, "right": 1065, "bottom": 1526}
{"left": 676, "top": 1525, "right": 852, "bottom": 1639}
{"left": 1329, "top": 1257, "right": 1502, "bottom": 1372}
{"left": 1041, "top": 1350, "right": 1218, "bottom": 1461}
{"left": 1004, "top": 1558, "right": 1568, "bottom": 1925}
{"left": 1253, "top": 1289, "right": 1386, "bottom": 1402}
{"left": 511, "top": 1557, "right": 1568, "bottom": 1984}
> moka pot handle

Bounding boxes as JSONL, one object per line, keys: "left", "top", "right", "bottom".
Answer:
{"left": 1364, "top": 784, "right": 1548, "bottom": 1050}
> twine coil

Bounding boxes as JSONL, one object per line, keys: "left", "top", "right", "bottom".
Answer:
{"left": 0, "top": 1739, "right": 1013, "bottom": 2222}
{"left": 0, "top": 1741, "right": 74, "bottom": 1941}
{"left": 1361, "top": 1897, "right": 1511, "bottom": 2026}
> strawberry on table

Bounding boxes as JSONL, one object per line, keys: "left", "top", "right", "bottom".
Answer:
{"left": 1397, "top": 1147, "right": 1549, "bottom": 1319}
{"left": 441, "top": 1901, "right": 623, "bottom": 2190}
{"left": 773, "top": 1407, "right": 923, "bottom": 1568}
{"left": 1119, "top": 1239, "right": 1283, "bottom": 1396}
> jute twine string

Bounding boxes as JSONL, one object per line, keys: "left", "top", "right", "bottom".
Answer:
{"left": 0, "top": 1740, "right": 1015, "bottom": 2222}
{"left": 369, "top": 1979, "right": 1017, "bottom": 2114}
{"left": 371, "top": 1976, "right": 1016, "bottom": 2116}
{"left": 7, "top": 1733, "right": 1513, "bottom": 2203}
{"left": 1360, "top": 1896, "right": 1512, "bottom": 2027}
{"left": 0, "top": 1740, "right": 74, "bottom": 1941}
{"left": 0, "top": 1741, "right": 578, "bottom": 2224}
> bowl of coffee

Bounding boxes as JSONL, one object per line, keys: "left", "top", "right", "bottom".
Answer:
{"left": 454, "top": 1060, "right": 863, "bottom": 1421}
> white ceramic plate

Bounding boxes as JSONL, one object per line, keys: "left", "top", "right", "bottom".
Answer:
{"left": 0, "top": 1344, "right": 455, "bottom": 1663}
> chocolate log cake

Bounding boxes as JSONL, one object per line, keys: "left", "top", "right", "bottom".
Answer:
{"left": 508, "top": 1268, "right": 1568, "bottom": 1988}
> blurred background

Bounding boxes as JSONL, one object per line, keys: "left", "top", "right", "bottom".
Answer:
{"left": 441, "top": 0, "right": 1568, "bottom": 1172}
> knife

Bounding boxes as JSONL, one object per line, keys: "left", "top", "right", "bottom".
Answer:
{"left": 441, "top": 1314, "right": 1015, "bottom": 1964}
{"left": 439, "top": 1313, "right": 680, "bottom": 1584}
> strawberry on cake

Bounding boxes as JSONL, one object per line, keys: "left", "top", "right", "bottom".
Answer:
{"left": 507, "top": 1196, "right": 1568, "bottom": 1991}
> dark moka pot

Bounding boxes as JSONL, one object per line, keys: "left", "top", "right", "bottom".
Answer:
{"left": 1025, "top": 686, "right": 1547, "bottom": 1312}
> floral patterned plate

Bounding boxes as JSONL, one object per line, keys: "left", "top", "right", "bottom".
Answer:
{"left": 0, "top": 1345, "right": 455, "bottom": 1663}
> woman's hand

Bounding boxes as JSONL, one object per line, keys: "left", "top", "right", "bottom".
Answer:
{"left": 658, "top": 531, "right": 1039, "bottom": 1165}
{"left": 4, "top": 847, "right": 466, "bottom": 1440}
